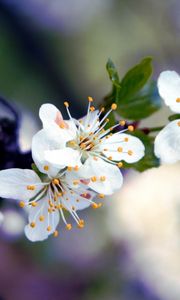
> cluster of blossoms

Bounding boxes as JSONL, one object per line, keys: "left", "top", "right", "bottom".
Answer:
{"left": 155, "top": 70, "right": 180, "bottom": 163}
{"left": 0, "top": 98, "right": 145, "bottom": 241}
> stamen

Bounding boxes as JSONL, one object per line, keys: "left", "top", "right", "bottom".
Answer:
{"left": 66, "top": 223, "right": 72, "bottom": 230}
{"left": 100, "top": 176, "right": 106, "bottom": 182}
{"left": 98, "top": 194, "right": 105, "bottom": 199}
{"left": 27, "top": 185, "right": 36, "bottom": 191}
{"left": 39, "top": 215, "right": 45, "bottom": 222}
{"left": 44, "top": 165, "right": 49, "bottom": 171}
{"left": 91, "top": 176, "right": 97, "bottom": 182}
{"left": 111, "top": 103, "right": 117, "bottom": 110}
{"left": 19, "top": 201, "right": 25, "bottom": 208}
{"left": 119, "top": 120, "right": 126, "bottom": 126}
{"left": 177, "top": 121, "right": 180, "bottom": 127}
{"left": 30, "top": 222, "right": 36, "bottom": 228}
{"left": 117, "top": 147, "right": 123, "bottom": 152}
{"left": 53, "top": 230, "right": 59, "bottom": 237}
{"left": 52, "top": 179, "right": 60, "bottom": 185}
{"left": 176, "top": 98, "right": 180, "bottom": 103}
{"left": 88, "top": 96, "right": 93, "bottom": 102}
{"left": 128, "top": 150, "right": 133, "bottom": 156}
{"left": 47, "top": 226, "right": 51, "bottom": 232}
{"left": 128, "top": 125, "right": 134, "bottom": 132}
{"left": 31, "top": 201, "right": 37, "bottom": 207}
{"left": 64, "top": 101, "right": 69, "bottom": 107}
{"left": 117, "top": 162, "right": 123, "bottom": 168}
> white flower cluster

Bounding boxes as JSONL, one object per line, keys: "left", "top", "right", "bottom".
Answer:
{"left": 0, "top": 98, "right": 145, "bottom": 241}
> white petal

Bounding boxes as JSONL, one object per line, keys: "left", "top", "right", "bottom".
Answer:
{"left": 79, "top": 110, "right": 100, "bottom": 132}
{"left": 62, "top": 189, "right": 95, "bottom": 211}
{"left": 158, "top": 71, "right": 180, "bottom": 112}
{"left": 32, "top": 129, "right": 68, "bottom": 176}
{"left": 99, "top": 133, "right": 145, "bottom": 163}
{"left": 78, "top": 157, "right": 123, "bottom": 195}
{"left": 154, "top": 120, "right": 180, "bottom": 164}
{"left": 0, "top": 169, "right": 42, "bottom": 201}
{"left": 39, "top": 103, "right": 64, "bottom": 127}
{"left": 45, "top": 148, "right": 82, "bottom": 168}
{"left": 25, "top": 195, "right": 59, "bottom": 242}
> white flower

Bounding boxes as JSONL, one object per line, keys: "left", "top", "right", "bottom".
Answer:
{"left": 0, "top": 167, "right": 98, "bottom": 242}
{"left": 155, "top": 70, "right": 180, "bottom": 163}
{"left": 32, "top": 99, "right": 145, "bottom": 194}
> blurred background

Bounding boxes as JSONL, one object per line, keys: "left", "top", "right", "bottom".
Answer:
{"left": 0, "top": 0, "right": 180, "bottom": 299}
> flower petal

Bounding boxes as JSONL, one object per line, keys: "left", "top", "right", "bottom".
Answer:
{"left": 78, "top": 110, "right": 100, "bottom": 132}
{"left": 0, "top": 169, "right": 43, "bottom": 201}
{"left": 158, "top": 71, "right": 180, "bottom": 113}
{"left": 39, "top": 103, "right": 67, "bottom": 128}
{"left": 45, "top": 148, "right": 82, "bottom": 168}
{"left": 99, "top": 133, "right": 145, "bottom": 163}
{"left": 62, "top": 189, "right": 95, "bottom": 211}
{"left": 32, "top": 129, "right": 68, "bottom": 176}
{"left": 25, "top": 195, "right": 59, "bottom": 242}
{"left": 78, "top": 157, "right": 123, "bottom": 195}
{"left": 154, "top": 120, "right": 180, "bottom": 164}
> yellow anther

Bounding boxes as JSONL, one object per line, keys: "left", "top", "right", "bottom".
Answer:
{"left": 111, "top": 103, "right": 117, "bottom": 110}
{"left": 88, "top": 96, "right": 93, "bottom": 102}
{"left": 108, "top": 156, "right": 113, "bottom": 160}
{"left": 64, "top": 101, "right": 69, "bottom": 107}
{"left": 67, "top": 166, "right": 72, "bottom": 171}
{"left": 53, "top": 178, "right": 60, "bottom": 185}
{"left": 31, "top": 201, "right": 37, "bottom": 207}
{"left": 80, "top": 142, "right": 86, "bottom": 149}
{"left": 48, "top": 208, "right": 52, "bottom": 213}
{"left": 119, "top": 120, "right": 126, "bottom": 126}
{"left": 54, "top": 196, "right": 57, "bottom": 201}
{"left": 30, "top": 222, "right": 36, "bottom": 228}
{"left": 91, "top": 176, "right": 97, "bottom": 182}
{"left": 176, "top": 98, "right": 180, "bottom": 103}
{"left": 74, "top": 165, "right": 79, "bottom": 171}
{"left": 53, "top": 230, "right": 59, "bottom": 237}
{"left": 98, "top": 194, "right": 105, "bottom": 199}
{"left": 66, "top": 223, "right": 72, "bottom": 230}
{"left": 90, "top": 106, "right": 95, "bottom": 112}
{"left": 19, "top": 201, "right": 25, "bottom": 208}
{"left": 128, "top": 125, "right": 134, "bottom": 132}
{"left": 100, "top": 176, "right": 106, "bottom": 182}
{"left": 73, "top": 180, "right": 79, "bottom": 185}
{"left": 103, "top": 148, "right": 108, "bottom": 151}
{"left": 91, "top": 203, "right": 102, "bottom": 209}
{"left": 106, "top": 118, "right": 109, "bottom": 122}
{"left": 69, "top": 140, "right": 76, "bottom": 146}
{"left": 117, "top": 162, "right": 123, "bottom": 168}
{"left": 27, "top": 185, "right": 35, "bottom": 191}
{"left": 39, "top": 215, "right": 45, "bottom": 222}
{"left": 124, "top": 137, "right": 129, "bottom": 142}
{"left": 47, "top": 226, "right": 51, "bottom": 232}
{"left": 117, "top": 147, "right": 123, "bottom": 152}
{"left": 76, "top": 199, "right": 80, "bottom": 202}
{"left": 77, "top": 219, "right": 85, "bottom": 229}
{"left": 72, "top": 206, "right": 75, "bottom": 211}
{"left": 58, "top": 192, "right": 63, "bottom": 197}
{"left": 59, "top": 123, "right": 65, "bottom": 129}
{"left": 100, "top": 107, "right": 105, "bottom": 112}
{"left": 44, "top": 165, "right": 49, "bottom": 171}
{"left": 128, "top": 150, "right": 133, "bottom": 156}
{"left": 93, "top": 156, "right": 98, "bottom": 161}
{"left": 177, "top": 121, "right": 180, "bottom": 127}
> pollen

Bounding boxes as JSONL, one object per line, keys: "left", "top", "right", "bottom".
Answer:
{"left": 91, "top": 176, "right": 97, "bottom": 182}
{"left": 88, "top": 96, "right": 93, "bottom": 102}
{"left": 98, "top": 194, "right": 105, "bottom": 199}
{"left": 31, "top": 201, "right": 37, "bottom": 207}
{"left": 39, "top": 215, "right": 45, "bottom": 222}
{"left": 117, "top": 147, "right": 123, "bottom": 152}
{"left": 30, "top": 222, "right": 36, "bottom": 228}
{"left": 53, "top": 230, "right": 59, "bottom": 237}
{"left": 176, "top": 98, "right": 180, "bottom": 103}
{"left": 52, "top": 178, "right": 60, "bottom": 185}
{"left": 100, "top": 176, "right": 106, "bottom": 182}
{"left": 119, "top": 120, "right": 126, "bottom": 126}
{"left": 44, "top": 165, "right": 49, "bottom": 171}
{"left": 90, "top": 106, "right": 95, "bottom": 112}
{"left": 128, "top": 150, "right": 133, "bottom": 156}
{"left": 64, "top": 101, "right": 69, "bottom": 107}
{"left": 47, "top": 226, "right": 51, "bottom": 232}
{"left": 66, "top": 223, "right": 72, "bottom": 230}
{"left": 73, "top": 180, "right": 79, "bottom": 185}
{"left": 19, "top": 201, "right": 25, "bottom": 208}
{"left": 111, "top": 103, "right": 117, "bottom": 110}
{"left": 117, "top": 162, "right": 123, "bottom": 168}
{"left": 124, "top": 137, "right": 129, "bottom": 142}
{"left": 128, "top": 125, "right": 134, "bottom": 132}
{"left": 27, "top": 185, "right": 35, "bottom": 191}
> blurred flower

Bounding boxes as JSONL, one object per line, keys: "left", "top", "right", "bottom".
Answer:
{"left": 34, "top": 101, "right": 144, "bottom": 195}
{"left": 155, "top": 71, "right": 180, "bottom": 163}
{"left": 107, "top": 164, "right": 180, "bottom": 300}
{"left": 4, "top": 0, "right": 112, "bottom": 34}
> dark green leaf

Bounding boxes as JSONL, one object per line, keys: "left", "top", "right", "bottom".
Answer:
{"left": 118, "top": 57, "right": 153, "bottom": 100}
{"left": 122, "top": 130, "right": 159, "bottom": 172}
{"left": 116, "top": 81, "right": 162, "bottom": 120}
{"left": 168, "top": 114, "right": 180, "bottom": 121}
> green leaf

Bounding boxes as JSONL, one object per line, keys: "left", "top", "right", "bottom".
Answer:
{"left": 106, "top": 58, "right": 121, "bottom": 89}
{"left": 168, "top": 114, "right": 180, "bottom": 121}
{"left": 122, "top": 130, "right": 159, "bottom": 172}
{"left": 116, "top": 81, "right": 162, "bottom": 120}
{"left": 118, "top": 57, "right": 153, "bottom": 100}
